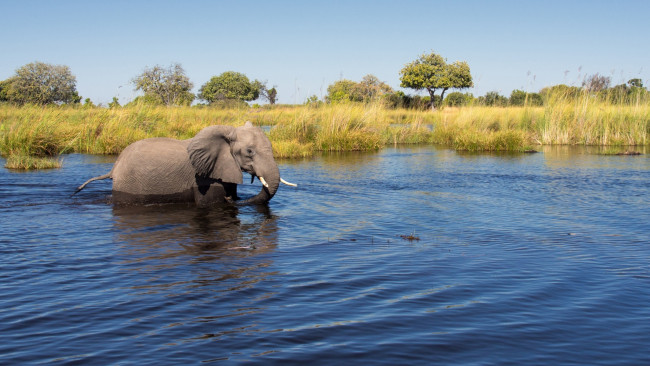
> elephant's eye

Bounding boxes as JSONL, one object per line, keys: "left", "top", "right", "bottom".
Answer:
{"left": 246, "top": 148, "right": 255, "bottom": 156}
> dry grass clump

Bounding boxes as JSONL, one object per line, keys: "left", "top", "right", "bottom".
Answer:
{"left": 4, "top": 154, "right": 62, "bottom": 170}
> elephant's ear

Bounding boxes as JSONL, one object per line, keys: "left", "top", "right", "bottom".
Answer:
{"left": 187, "top": 126, "right": 243, "bottom": 184}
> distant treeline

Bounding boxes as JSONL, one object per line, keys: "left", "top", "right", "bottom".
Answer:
{"left": 378, "top": 78, "right": 649, "bottom": 109}
{"left": 1, "top": 55, "right": 647, "bottom": 109}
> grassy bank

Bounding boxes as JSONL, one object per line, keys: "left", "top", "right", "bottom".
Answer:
{"left": 1, "top": 97, "right": 648, "bottom": 169}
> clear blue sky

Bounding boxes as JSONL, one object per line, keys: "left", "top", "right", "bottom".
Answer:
{"left": 2, "top": 0, "right": 648, "bottom": 105}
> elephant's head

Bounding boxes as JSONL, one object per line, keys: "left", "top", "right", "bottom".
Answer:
{"left": 187, "top": 122, "right": 291, "bottom": 204}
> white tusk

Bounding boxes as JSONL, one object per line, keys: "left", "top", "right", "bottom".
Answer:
{"left": 281, "top": 178, "right": 297, "bottom": 187}
{"left": 259, "top": 176, "right": 269, "bottom": 188}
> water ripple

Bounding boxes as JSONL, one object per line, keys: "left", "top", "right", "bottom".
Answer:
{"left": 1, "top": 150, "right": 649, "bottom": 364}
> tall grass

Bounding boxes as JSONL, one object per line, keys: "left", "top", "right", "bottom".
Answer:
{"left": 536, "top": 91, "right": 649, "bottom": 145}
{"left": 1, "top": 94, "right": 648, "bottom": 169}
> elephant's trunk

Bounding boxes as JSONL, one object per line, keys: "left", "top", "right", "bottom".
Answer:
{"left": 240, "top": 160, "right": 280, "bottom": 205}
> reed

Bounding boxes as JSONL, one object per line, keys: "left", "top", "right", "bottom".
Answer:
{"left": 536, "top": 89, "right": 649, "bottom": 145}
{"left": 1, "top": 95, "right": 648, "bottom": 169}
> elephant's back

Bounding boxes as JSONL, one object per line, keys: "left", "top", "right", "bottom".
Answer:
{"left": 113, "top": 138, "right": 195, "bottom": 195}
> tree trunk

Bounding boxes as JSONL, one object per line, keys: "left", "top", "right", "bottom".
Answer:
{"left": 427, "top": 88, "right": 437, "bottom": 111}
{"left": 439, "top": 88, "right": 449, "bottom": 109}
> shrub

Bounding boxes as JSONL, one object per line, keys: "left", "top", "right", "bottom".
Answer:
{"left": 510, "top": 90, "right": 543, "bottom": 106}
{"left": 445, "top": 92, "right": 473, "bottom": 107}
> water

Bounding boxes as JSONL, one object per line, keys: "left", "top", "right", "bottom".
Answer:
{"left": 1, "top": 146, "right": 649, "bottom": 365}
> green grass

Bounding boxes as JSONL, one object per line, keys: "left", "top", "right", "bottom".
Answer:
{"left": 1, "top": 94, "right": 648, "bottom": 169}
{"left": 4, "top": 154, "right": 62, "bottom": 170}
{"left": 599, "top": 147, "right": 642, "bottom": 155}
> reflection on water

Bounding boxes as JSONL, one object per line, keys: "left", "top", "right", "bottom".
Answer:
{"left": 111, "top": 204, "right": 280, "bottom": 298}
{"left": 1, "top": 148, "right": 649, "bottom": 364}
{"left": 113, "top": 204, "right": 278, "bottom": 252}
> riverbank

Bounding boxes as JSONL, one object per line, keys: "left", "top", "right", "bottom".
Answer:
{"left": 1, "top": 99, "right": 648, "bottom": 169}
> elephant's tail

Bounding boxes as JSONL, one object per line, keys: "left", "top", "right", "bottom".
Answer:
{"left": 72, "top": 173, "right": 112, "bottom": 195}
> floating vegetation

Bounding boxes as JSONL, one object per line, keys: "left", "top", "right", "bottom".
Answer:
{"left": 599, "top": 148, "right": 643, "bottom": 156}
{"left": 399, "top": 233, "right": 420, "bottom": 242}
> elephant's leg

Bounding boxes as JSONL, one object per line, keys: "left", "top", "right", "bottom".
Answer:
{"left": 193, "top": 177, "right": 238, "bottom": 206}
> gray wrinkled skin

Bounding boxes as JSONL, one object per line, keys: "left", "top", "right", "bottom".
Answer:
{"left": 75, "top": 122, "right": 280, "bottom": 206}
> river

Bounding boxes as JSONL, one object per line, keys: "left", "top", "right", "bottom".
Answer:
{"left": 1, "top": 145, "right": 649, "bottom": 364}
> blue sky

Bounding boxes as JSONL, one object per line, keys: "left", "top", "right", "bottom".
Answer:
{"left": 2, "top": 0, "right": 648, "bottom": 105}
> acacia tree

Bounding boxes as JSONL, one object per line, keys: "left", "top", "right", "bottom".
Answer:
{"left": 198, "top": 71, "right": 261, "bottom": 104}
{"left": 400, "top": 52, "right": 473, "bottom": 110}
{"left": 5, "top": 61, "right": 80, "bottom": 105}
{"left": 132, "top": 63, "right": 194, "bottom": 106}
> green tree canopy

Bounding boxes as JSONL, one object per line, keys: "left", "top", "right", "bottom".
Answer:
{"left": 0, "top": 78, "right": 14, "bottom": 102}
{"left": 198, "top": 71, "right": 261, "bottom": 104}
{"left": 326, "top": 79, "right": 360, "bottom": 103}
{"left": 539, "top": 84, "right": 582, "bottom": 101}
{"left": 479, "top": 91, "right": 508, "bottom": 106}
{"left": 444, "top": 92, "right": 473, "bottom": 107}
{"left": 256, "top": 81, "right": 278, "bottom": 104}
{"left": 326, "top": 74, "right": 393, "bottom": 103}
{"left": 509, "top": 89, "right": 543, "bottom": 106}
{"left": 4, "top": 61, "right": 80, "bottom": 105}
{"left": 399, "top": 52, "right": 473, "bottom": 110}
{"left": 266, "top": 87, "right": 278, "bottom": 104}
{"left": 132, "top": 63, "right": 194, "bottom": 106}
{"left": 627, "top": 78, "right": 644, "bottom": 88}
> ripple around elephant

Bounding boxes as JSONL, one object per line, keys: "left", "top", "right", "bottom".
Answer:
{"left": 74, "top": 122, "right": 296, "bottom": 206}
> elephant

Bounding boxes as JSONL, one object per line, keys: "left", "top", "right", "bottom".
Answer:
{"left": 74, "top": 121, "right": 296, "bottom": 206}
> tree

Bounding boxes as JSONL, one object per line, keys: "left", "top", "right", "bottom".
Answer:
{"left": 0, "top": 78, "right": 14, "bottom": 102}
{"left": 108, "top": 97, "right": 120, "bottom": 109}
{"left": 582, "top": 73, "right": 611, "bottom": 93}
{"left": 132, "top": 63, "right": 194, "bottom": 106}
{"left": 326, "top": 79, "right": 360, "bottom": 103}
{"left": 510, "top": 89, "right": 543, "bottom": 106}
{"left": 400, "top": 52, "right": 473, "bottom": 110}
{"left": 305, "top": 95, "right": 322, "bottom": 107}
{"left": 83, "top": 98, "right": 96, "bottom": 108}
{"left": 356, "top": 74, "right": 394, "bottom": 101}
{"left": 444, "top": 92, "right": 473, "bottom": 107}
{"left": 267, "top": 87, "right": 277, "bottom": 104}
{"left": 539, "top": 84, "right": 582, "bottom": 100}
{"left": 627, "top": 78, "right": 644, "bottom": 89}
{"left": 6, "top": 61, "right": 80, "bottom": 105}
{"left": 198, "top": 71, "right": 261, "bottom": 104}
{"left": 445, "top": 61, "right": 473, "bottom": 102}
{"left": 325, "top": 74, "right": 393, "bottom": 103}
{"left": 480, "top": 91, "right": 508, "bottom": 106}
{"left": 256, "top": 81, "right": 278, "bottom": 104}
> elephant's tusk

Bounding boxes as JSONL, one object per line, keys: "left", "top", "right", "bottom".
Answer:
{"left": 259, "top": 176, "right": 269, "bottom": 188}
{"left": 281, "top": 178, "right": 297, "bottom": 187}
